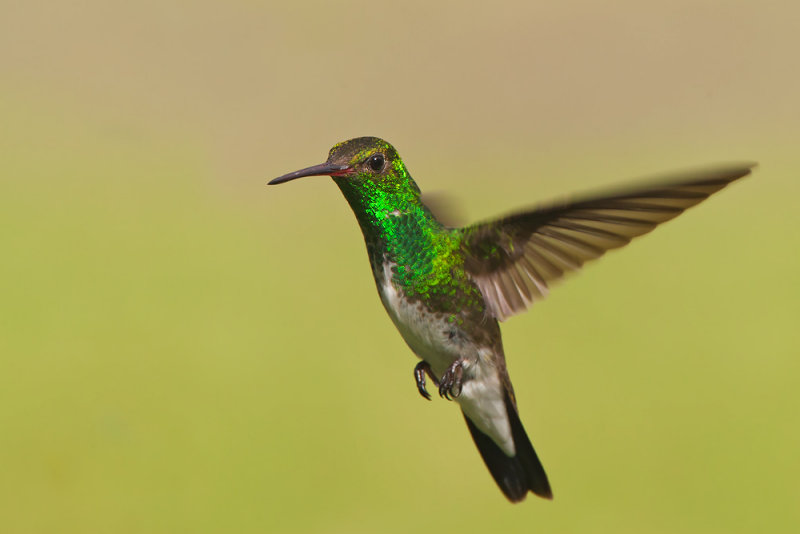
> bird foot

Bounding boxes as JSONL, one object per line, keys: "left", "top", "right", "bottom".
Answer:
{"left": 414, "top": 361, "right": 439, "bottom": 401}
{"left": 439, "top": 358, "right": 464, "bottom": 400}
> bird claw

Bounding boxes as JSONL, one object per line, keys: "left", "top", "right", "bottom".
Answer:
{"left": 438, "top": 359, "right": 464, "bottom": 400}
{"left": 414, "top": 361, "right": 438, "bottom": 401}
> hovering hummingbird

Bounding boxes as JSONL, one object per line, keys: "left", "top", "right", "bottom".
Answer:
{"left": 269, "top": 137, "right": 753, "bottom": 502}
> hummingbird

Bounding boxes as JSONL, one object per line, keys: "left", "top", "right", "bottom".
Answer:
{"left": 269, "top": 137, "right": 753, "bottom": 502}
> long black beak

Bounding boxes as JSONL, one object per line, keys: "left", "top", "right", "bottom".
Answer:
{"left": 268, "top": 162, "right": 350, "bottom": 185}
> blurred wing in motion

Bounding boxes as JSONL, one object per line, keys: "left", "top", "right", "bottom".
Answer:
{"left": 460, "top": 163, "right": 755, "bottom": 321}
{"left": 420, "top": 191, "right": 468, "bottom": 228}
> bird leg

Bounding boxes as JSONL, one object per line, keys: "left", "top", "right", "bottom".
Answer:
{"left": 414, "top": 361, "right": 439, "bottom": 401}
{"left": 438, "top": 358, "right": 464, "bottom": 400}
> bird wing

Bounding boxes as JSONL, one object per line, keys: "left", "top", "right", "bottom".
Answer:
{"left": 459, "top": 163, "right": 754, "bottom": 321}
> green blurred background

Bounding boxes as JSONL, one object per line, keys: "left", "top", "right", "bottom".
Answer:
{"left": 1, "top": 1, "right": 798, "bottom": 533}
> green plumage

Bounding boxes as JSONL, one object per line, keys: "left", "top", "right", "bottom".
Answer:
{"left": 331, "top": 138, "right": 484, "bottom": 315}
{"left": 269, "top": 136, "right": 754, "bottom": 502}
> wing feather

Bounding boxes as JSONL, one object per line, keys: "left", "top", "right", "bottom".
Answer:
{"left": 460, "top": 164, "right": 755, "bottom": 320}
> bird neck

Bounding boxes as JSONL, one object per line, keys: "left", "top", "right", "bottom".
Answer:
{"left": 333, "top": 176, "right": 461, "bottom": 298}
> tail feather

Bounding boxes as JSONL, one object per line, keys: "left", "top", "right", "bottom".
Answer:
{"left": 463, "top": 393, "right": 552, "bottom": 502}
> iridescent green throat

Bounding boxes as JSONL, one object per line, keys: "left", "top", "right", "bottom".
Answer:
{"left": 333, "top": 168, "right": 482, "bottom": 314}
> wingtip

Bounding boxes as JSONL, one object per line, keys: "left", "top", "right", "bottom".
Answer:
{"left": 727, "top": 161, "right": 758, "bottom": 177}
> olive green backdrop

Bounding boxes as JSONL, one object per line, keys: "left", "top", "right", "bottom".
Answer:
{"left": 1, "top": 2, "right": 797, "bottom": 533}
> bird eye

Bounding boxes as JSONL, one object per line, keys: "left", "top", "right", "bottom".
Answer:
{"left": 367, "top": 153, "right": 385, "bottom": 172}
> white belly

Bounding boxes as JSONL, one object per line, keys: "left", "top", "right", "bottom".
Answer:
{"left": 377, "top": 263, "right": 465, "bottom": 376}
{"left": 377, "top": 263, "right": 516, "bottom": 455}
